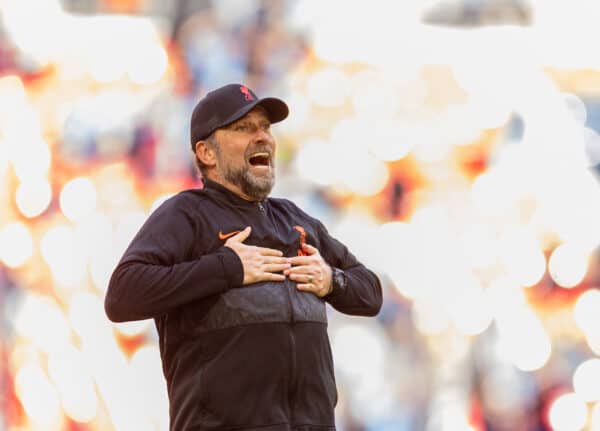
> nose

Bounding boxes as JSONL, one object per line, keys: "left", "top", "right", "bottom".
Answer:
{"left": 254, "top": 127, "right": 274, "bottom": 145}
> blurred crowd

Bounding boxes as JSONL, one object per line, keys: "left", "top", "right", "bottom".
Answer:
{"left": 2, "top": 0, "right": 600, "bottom": 430}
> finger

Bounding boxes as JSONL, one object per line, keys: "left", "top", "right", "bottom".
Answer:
{"left": 288, "top": 256, "right": 313, "bottom": 266}
{"left": 262, "top": 263, "right": 291, "bottom": 273}
{"left": 296, "top": 283, "right": 318, "bottom": 292}
{"left": 257, "top": 247, "right": 284, "bottom": 257}
{"left": 302, "top": 243, "right": 319, "bottom": 255}
{"left": 286, "top": 266, "right": 314, "bottom": 276}
{"left": 288, "top": 273, "right": 321, "bottom": 286}
{"left": 229, "top": 226, "right": 251, "bottom": 243}
{"left": 263, "top": 256, "right": 290, "bottom": 265}
{"left": 289, "top": 273, "right": 315, "bottom": 284}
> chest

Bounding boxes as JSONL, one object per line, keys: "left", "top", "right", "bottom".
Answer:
{"left": 196, "top": 201, "right": 319, "bottom": 258}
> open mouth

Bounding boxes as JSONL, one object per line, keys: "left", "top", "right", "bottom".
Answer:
{"left": 248, "top": 152, "right": 271, "bottom": 167}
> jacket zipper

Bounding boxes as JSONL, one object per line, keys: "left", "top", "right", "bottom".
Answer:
{"left": 258, "top": 201, "right": 280, "bottom": 236}
{"left": 258, "top": 200, "right": 296, "bottom": 418}
{"left": 284, "top": 278, "right": 297, "bottom": 420}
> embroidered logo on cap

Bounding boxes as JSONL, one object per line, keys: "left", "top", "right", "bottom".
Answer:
{"left": 240, "top": 85, "right": 255, "bottom": 101}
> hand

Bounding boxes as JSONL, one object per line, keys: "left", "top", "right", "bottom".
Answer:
{"left": 225, "top": 227, "right": 291, "bottom": 285}
{"left": 285, "top": 244, "right": 332, "bottom": 298}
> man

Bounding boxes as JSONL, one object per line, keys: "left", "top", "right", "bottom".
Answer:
{"left": 105, "top": 83, "right": 382, "bottom": 430}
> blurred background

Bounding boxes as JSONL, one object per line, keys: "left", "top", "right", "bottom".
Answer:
{"left": 2, "top": 0, "right": 600, "bottom": 430}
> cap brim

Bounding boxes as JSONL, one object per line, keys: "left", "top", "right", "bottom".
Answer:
{"left": 255, "top": 97, "right": 289, "bottom": 124}
{"left": 216, "top": 97, "right": 289, "bottom": 132}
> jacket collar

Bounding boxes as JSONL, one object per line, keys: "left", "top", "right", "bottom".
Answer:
{"left": 202, "top": 177, "right": 267, "bottom": 208}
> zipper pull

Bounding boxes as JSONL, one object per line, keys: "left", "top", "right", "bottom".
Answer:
{"left": 258, "top": 202, "right": 265, "bottom": 213}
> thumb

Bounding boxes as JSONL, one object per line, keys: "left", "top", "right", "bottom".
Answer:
{"left": 229, "top": 226, "right": 251, "bottom": 243}
{"left": 302, "top": 243, "right": 318, "bottom": 255}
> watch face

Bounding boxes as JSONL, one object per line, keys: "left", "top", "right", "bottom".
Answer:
{"left": 334, "top": 268, "right": 345, "bottom": 288}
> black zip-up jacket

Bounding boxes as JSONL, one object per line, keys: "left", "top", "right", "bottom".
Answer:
{"left": 105, "top": 179, "right": 382, "bottom": 431}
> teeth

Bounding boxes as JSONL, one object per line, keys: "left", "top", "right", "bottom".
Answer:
{"left": 249, "top": 151, "right": 271, "bottom": 167}
{"left": 251, "top": 152, "right": 270, "bottom": 158}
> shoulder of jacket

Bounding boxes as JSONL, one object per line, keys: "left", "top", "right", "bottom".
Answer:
{"left": 177, "top": 188, "right": 210, "bottom": 203}
{"left": 151, "top": 189, "right": 209, "bottom": 214}
{"left": 267, "top": 196, "right": 300, "bottom": 211}
{"left": 268, "top": 197, "right": 320, "bottom": 223}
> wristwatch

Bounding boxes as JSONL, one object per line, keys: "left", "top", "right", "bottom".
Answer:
{"left": 329, "top": 267, "right": 347, "bottom": 295}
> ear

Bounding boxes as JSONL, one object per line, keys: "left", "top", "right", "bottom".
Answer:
{"left": 195, "top": 140, "right": 217, "bottom": 167}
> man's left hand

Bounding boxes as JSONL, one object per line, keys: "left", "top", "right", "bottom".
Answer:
{"left": 285, "top": 244, "right": 332, "bottom": 298}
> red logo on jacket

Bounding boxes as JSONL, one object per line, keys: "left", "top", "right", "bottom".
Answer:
{"left": 293, "top": 226, "right": 309, "bottom": 256}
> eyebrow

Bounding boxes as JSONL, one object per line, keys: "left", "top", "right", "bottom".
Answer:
{"left": 232, "top": 118, "right": 271, "bottom": 127}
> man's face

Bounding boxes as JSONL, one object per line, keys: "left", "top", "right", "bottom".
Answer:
{"left": 212, "top": 107, "right": 276, "bottom": 201}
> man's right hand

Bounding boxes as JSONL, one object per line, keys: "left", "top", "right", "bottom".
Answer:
{"left": 225, "top": 226, "right": 290, "bottom": 285}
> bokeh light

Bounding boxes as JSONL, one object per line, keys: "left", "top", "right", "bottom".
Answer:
{"left": 413, "top": 297, "right": 451, "bottom": 335}
{"left": 591, "top": 402, "right": 600, "bottom": 431}
{"left": 586, "top": 334, "right": 600, "bottom": 357}
{"left": 448, "top": 286, "right": 493, "bottom": 336}
{"left": 127, "top": 43, "right": 168, "bottom": 85}
{"left": 40, "top": 224, "right": 88, "bottom": 288}
{"left": 339, "top": 150, "right": 389, "bottom": 196}
{"left": 573, "top": 289, "right": 600, "bottom": 338}
{"left": 15, "top": 178, "right": 52, "bottom": 218}
{"left": 294, "top": 138, "right": 338, "bottom": 186}
{"left": 573, "top": 358, "right": 600, "bottom": 402}
{"left": 498, "top": 227, "right": 547, "bottom": 287}
{"left": 495, "top": 307, "right": 552, "bottom": 372}
{"left": 549, "top": 243, "right": 589, "bottom": 288}
{"left": 351, "top": 71, "right": 404, "bottom": 120}
{"left": 129, "top": 345, "right": 169, "bottom": 429}
{"left": 367, "top": 120, "right": 415, "bottom": 162}
{"left": 584, "top": 127, "right": 600, "bottom": 166}
{"left": 114, "top": 210, "right": 147, "bottom": 257}
{"left": 0, "top": 0, "right": 66, "bottom": 66}
{"left": 13, "top": 293, "right": 71, "bottom": 355}
{"left": 0, "top": 221, "right": 34, "bottom": 268}
{"left": 548, "top": 392, "right": 588, "bottom": 431}
{"left": 332, "top": 324, "right": 385, "bottom": 377}
{"left": 59, "top": 177, "right": 98, "bottom": 222}
{"left": 114, "top": 319, "right": 152, "bottom": 338}
{"left": 0, "top": 74, "right": 26, "bottom": 114}
{"left": 47, "top": 345, "right": 98, "bottom": 423}
{"left": 306, "top": 68, "right": 350, "bottom": 108}
{"left": 68, "top": 291, "right": 111, "bottom": 341}
{"left": 15, "top": 362, "right": 63, "bottom": 428}
{"left": 8, "top": 135, "right": 52, "bottom": 182}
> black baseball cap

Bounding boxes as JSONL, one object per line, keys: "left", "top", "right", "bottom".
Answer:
{"left": 190, "top": 83, "right": 289, "bottom": 150}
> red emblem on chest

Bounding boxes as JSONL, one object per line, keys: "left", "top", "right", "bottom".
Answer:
{"left": 293, "top": 225, "right": 308, "bottom": 256}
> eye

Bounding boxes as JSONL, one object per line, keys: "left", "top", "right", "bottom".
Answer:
{"left": 234, "top": 124, "right": 249, "bottom": 132}
{"left": 261, "top": 123, "right": 271, "bottom": 131}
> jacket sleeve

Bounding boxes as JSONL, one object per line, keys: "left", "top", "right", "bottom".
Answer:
{"left": 104, "top": 196, "right": 244, "bottom": 322}
{"left": 315, "top": 220, "right": 382, "bottom": 317}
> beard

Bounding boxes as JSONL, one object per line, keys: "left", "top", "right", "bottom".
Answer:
{"left": 216, "top": 146, "right": 275, "bottom": 201}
